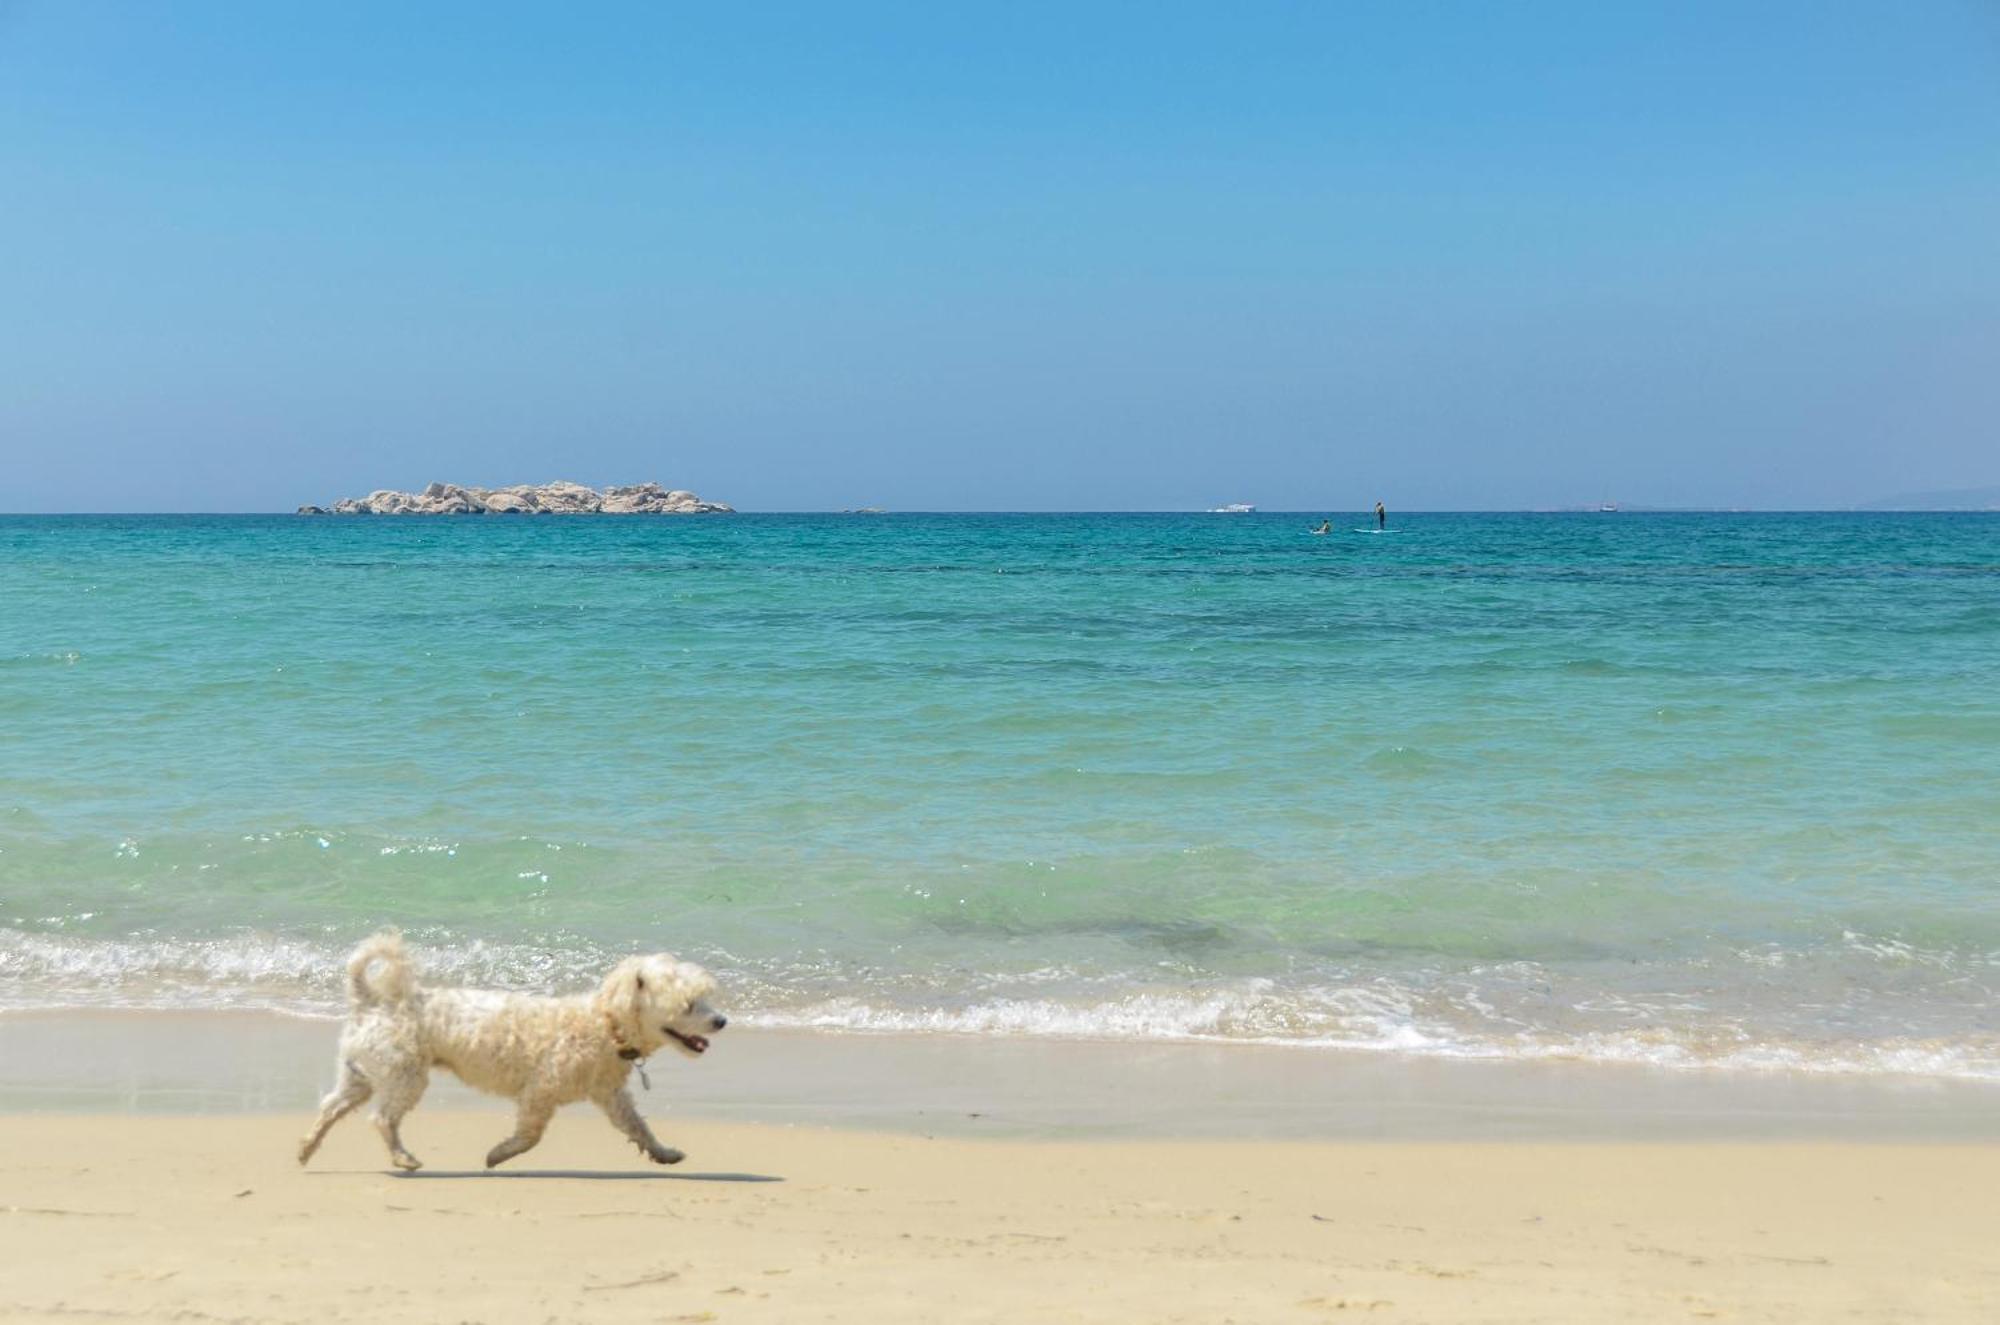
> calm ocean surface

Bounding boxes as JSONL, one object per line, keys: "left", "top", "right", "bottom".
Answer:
{"left": 2, "top": 512, "right": 1997, "bottom": 1078}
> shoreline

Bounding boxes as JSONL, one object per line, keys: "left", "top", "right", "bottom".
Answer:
{"left": 4, "top": 1007, "right": 1996, "bottom": 1141}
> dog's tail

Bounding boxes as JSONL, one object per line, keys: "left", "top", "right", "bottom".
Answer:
{"left": 345, "top": 931, "right": 414, "bottom": 1010}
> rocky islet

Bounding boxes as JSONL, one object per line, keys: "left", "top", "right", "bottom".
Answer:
{"left": 298, "top": 481, "right": 733, "bottom": 515}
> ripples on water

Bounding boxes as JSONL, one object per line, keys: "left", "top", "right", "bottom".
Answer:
{"left": 1, "top": 512, "right": 1997, "bottom": 1079}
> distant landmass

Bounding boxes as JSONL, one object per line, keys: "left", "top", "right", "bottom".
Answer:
{"left": 298, "top": 481, "right": 734, "bottom": 515}
{"left": 1855, "top": 485, "right": 2000, "bottom": 512}
{"left": 1537, "top": 504, "right": 1750, "bottom": 513}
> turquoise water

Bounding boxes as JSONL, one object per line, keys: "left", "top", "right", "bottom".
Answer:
{"left": 3, "top": 513, "right": 1998, "bottom": 1078}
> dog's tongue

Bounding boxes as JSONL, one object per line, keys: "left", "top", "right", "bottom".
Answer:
{"left": 688, "top": 1035, "right": 709, "bottom": 1053}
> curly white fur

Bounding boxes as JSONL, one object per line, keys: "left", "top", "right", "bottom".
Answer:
{"left": 297, "top": 932, "right": 727, "bottom": 1171}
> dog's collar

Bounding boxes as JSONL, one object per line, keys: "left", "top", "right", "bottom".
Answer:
{"left": 607, "top": 1013, "right": 648, "bottom": 1064}
{"left": 607, "top": 1019, "right": 653, "bottom": 1089}
{"left": 606, "top": 1009, "right": 632, "bottom": 1051}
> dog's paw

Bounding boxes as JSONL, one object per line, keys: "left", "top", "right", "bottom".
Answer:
{"left": 392, "top": 1151, "right": 424, "bottom": 1172}
{"left": 650, "top": 1146, "right": 685, "bottom": 1165}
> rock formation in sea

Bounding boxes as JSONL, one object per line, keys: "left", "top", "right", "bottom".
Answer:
{"left": 297, "top": 482, "right": 734, "bottom": 515}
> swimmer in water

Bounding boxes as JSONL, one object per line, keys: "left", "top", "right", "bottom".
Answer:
{"left": 1375, "top": 501, "right": 1386, "bottom": 530}
{"left": 1313, "top": 519, "right": 1331, "bottom": 534}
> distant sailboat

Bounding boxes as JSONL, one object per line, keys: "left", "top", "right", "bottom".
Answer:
{"left": 1208, "top": 502, "right": 1256, "bottom": 514}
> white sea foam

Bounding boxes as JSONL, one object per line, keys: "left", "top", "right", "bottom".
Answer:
{"left": 747, "top": 996, "right": 2000, "bottom": 1082}
{"left": 0, "top": 929, "right": 616, "bottom": 1015}
{"left": 5, "top": 928, "right": 1998, "bottom": 1083}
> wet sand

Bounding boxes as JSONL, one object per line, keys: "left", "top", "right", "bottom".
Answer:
{"left": 5, "top": 1009, "right": 1998, "bottom": 1140}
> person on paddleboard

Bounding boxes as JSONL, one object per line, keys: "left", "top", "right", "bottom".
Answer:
{"left": 1375, "top": 501, "right": 1386, "bottom": 530}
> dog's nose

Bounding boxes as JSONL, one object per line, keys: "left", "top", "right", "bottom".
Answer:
{"left": 711, "top": 1014, "right": 728, "bottom": 1031}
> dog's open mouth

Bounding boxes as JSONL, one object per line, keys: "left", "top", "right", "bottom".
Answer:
{"left": 663, "top": 1029, "right": 709, "bottom": 1055}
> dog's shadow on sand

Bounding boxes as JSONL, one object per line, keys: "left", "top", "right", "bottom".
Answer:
{"left": 311, "top": 1169, "right": 782, "bottom": 1183}
{"left": 398, "top": 1169, "right": 783, "bottom": 1183}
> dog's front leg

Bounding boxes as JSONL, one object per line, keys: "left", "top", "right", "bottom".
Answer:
{"left": 598, "top": 1086, "right": 684, "bottom": 1165}
{"left": 485, "top": 1096, "right": 555, "bottom": 1169}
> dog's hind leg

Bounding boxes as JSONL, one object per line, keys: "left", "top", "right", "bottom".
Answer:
{"left": 297, "top": 1062, "right": 372, "bottom": 1165}
{"left": 597, "top": 1086, "right": 684, "bottom": 1165}
{"left": 484, "top": 1095, "right": 556, "bottom": 1169}
{"left": 370, "top": 1071, "right": 428, "bottom": 1171}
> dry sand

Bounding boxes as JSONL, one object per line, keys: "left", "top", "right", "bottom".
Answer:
{"left": 3, "top": 1111, "right": 1997, "bottom": 1323}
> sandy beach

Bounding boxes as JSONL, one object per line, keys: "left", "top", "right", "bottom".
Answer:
{"left": 4, "top": 1111, "right": 1997, "bottom": 1324}
{"left": 3, "top": 1015, "right": 1999, "bottom": 1322}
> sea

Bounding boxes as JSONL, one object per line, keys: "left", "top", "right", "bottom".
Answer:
{"left": 2, "top": 512, "right": 1997, "bottom": 1080}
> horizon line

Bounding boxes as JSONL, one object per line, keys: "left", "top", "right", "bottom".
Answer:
{"left": 5, "top": 507, "right": 1996, "bottom": 518}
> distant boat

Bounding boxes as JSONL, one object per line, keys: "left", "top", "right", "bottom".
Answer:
{"left": 1597, "top": 501, "right": 1619, "bottom": 512}
{"left": 1207, "top": 502, "right": 1256, "bottom": 514}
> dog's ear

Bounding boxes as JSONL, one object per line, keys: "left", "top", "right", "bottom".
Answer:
{"left": 596, "top": 957, "right": 650, "bottom": 1043}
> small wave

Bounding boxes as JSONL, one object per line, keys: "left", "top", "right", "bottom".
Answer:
{"left": 0, "top": 929, "right": 622, "bottom": 1014}
{"left": 5, "top": 928, "right": 1999, "bottom": 1083}
{"left": 747, "top": 993, "right": 2000, "bottom": 1082}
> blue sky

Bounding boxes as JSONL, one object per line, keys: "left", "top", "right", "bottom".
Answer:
{"left": 2, "top": 1, "right": 1996, "bottom": 511}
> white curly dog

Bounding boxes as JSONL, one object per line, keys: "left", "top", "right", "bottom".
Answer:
{"left": 297, "top": 932, "right": 727, "bottom": 1171}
